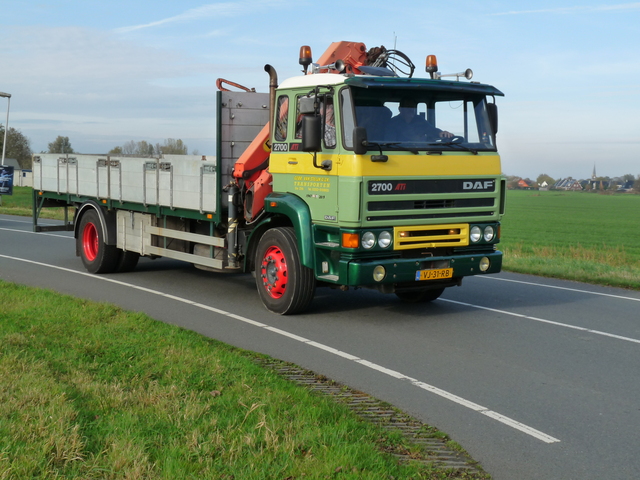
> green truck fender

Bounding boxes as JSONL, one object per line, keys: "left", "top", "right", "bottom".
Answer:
{"left": 245, "top": 192, "right": 314, "bottom": 271}
{"left": 74, "top": 202, "right": 118, "bottom": 249}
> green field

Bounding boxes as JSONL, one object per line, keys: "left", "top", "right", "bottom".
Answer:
{"left": 501, "top": 190, "right": 640, "bottom": 289}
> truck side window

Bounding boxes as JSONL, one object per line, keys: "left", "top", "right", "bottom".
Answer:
{"left": 323, "top": 97, "right": 336, "bottom": 149}
{"left": 275, "top": 95, "right": 289, "bottom": 141}
{"left": 340, "top": 89, "right": 354, "bottom": 149}
{"left": 295, "top": 96, "right": 304, "bottom": 139}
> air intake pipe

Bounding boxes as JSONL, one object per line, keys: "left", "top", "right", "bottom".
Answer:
{"left": 264, "top": 64, "right": 278, "bottom": 140}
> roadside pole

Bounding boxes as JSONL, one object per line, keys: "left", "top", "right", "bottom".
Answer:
{"left": 0, "top": 92, "right": 12, "bottom": 207}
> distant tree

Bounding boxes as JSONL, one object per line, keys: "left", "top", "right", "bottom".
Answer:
{"left": 109, "top": 138, "right": 189, "bottom": 157}
{"left": 622, "top": 173, "right": 635, "bottom": 182}
{"left": 536, "top": 173, "right": 555, "bottom": 186}
{"left": 108, "top": 146, "right": 123, "bottom": 155}
{"left": 119, "top": 140, "right": 136, "bottom": 155}
{"left": 0, "top": 125, "right": 33, "bottom": 169}
{"left": 156, "top": 138, "right": 188, "bottom": 155}
{"left": 48, "top": 136, "right": 75, "bottom": 154}
{"left": 634, "top": 175, "right": 640, "bottom": 192}
{"left": 114, "top": 140, "right": 155, "bottom": 156}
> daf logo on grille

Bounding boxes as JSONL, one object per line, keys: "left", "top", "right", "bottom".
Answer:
{"left": 463, "top": 180, "right": 494, "bottom": 191}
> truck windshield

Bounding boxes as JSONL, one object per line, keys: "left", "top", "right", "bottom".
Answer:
{"left": 348, "top": 87, "right": 496, "bottom": 152}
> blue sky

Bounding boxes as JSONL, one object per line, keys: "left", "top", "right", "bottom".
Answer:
{"left": 1, "top": 0, "right": 639, "bottom": 180}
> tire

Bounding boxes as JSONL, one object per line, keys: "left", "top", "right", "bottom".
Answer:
{"left": 255, "top": 227, "right": 315, "bottom": 315}
{"left": 395, "top": 287, "right": 445, "bottom": 303}
{"left": 116, "top": 250, "right": 140, "bottom": 273}
{"left": 77, "top": 209, "right": 120, "bottom": 274}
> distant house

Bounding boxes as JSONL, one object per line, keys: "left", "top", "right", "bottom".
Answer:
{"left": 517, "top": 178, "right": 534, "bottom": 189}
{"left": 617, "top": 180, "right": 634, "bottom": 192}
{"left": 553, "top": 177, "right": 583, "bottom": 191}
{"left": 2, "top": 158, "right": 20, "bottom": 169}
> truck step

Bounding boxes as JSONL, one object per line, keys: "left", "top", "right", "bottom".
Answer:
{"left": 317, "top": 274, "right": 339, "bottom": 282}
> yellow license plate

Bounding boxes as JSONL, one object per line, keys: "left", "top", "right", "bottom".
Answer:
{"left": 415, "top": 268, "right": 453, "bottom": 281}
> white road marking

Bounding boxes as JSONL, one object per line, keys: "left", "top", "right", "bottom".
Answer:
{"left": 440, "top": 298, "right": 640, "bottom": 346}
{"left": 480, "top": 275, "right": 640, "bottom": 302}
{"left": 0, "top": 253, "right": 560, "bottom": 444}
{"left": 0, "top": 226, "right": 72, "bottom": 239}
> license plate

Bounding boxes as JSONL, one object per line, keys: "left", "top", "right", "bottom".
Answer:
{"left": 415, "top": 268, "right": 453, "bottom": 281}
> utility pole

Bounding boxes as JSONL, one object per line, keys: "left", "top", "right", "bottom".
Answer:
{"left": 0, "top": 92, "right": 12, "bottom": 207}
{"left": 0, "top": 92, "right": 10, "bottom": 166}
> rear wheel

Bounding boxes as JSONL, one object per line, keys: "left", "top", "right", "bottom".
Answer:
{"left": 395, "top": 287, "right": 445, "bottom": 303}
{"left": 116, "top": 250, "right": 140, "bottom": 273}
{"left": 255, "top": 227, "right": 315, "bottom": 315}
{"left": 77, "top": 209, "right": 120, "bottom": 274}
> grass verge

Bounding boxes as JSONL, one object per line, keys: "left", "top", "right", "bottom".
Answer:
{"left": 0, "top": 281, "right": 486, "bottom": 479}
{"left": 0, "top": 186, "right": 69, "bottom": 220}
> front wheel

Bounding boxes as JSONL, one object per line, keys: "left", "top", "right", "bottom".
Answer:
{"left": 255, "top": 227, "right": 315, "bottom": 315}
{"left": 77, "top": 209, "right": 120, "bottom": 274}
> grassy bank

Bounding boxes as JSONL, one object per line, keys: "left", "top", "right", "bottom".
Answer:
{"left": 0, "top": 281, "right": 481, "bottom": 479}
{"left": 501, "top": 190, "right": 640, "bottom": 289}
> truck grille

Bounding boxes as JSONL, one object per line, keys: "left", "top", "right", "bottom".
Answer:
{"left": 394, "top": 224, "right": 469, "bottom": 249}
{"left": 368, "top": 197, "right": 493, "bottom": 211}
{"left": 363, "top": 178, "right": 499, "bottom": 224}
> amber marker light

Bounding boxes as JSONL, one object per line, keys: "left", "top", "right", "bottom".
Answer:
{"left": 207, "top": 214, "right": 213, "bottom": 219}
{"left": 426, "top": 55, "right": 438, "bottom": 78}
{"left": 269, "top": 201, "right": 278, "bottom": 208}
{"left": 299, "top": 45, "right": 313, "bottom": 74}
{"left": 342, "top": 233, "right": 359, "bottom": 249}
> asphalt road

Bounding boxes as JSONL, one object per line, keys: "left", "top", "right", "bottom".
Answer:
{"left": 2, "top": 213, "right": 640, "bottom": 480}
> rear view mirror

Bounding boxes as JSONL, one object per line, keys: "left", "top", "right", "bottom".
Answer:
{"left": 487, "top": 103, "right": 498, "bottom": 134}
{"left": 353, "top": 127, "right": 368, "bottom": 155}
{"left": 301, "top": 116, "right": 322, "bottom": 152}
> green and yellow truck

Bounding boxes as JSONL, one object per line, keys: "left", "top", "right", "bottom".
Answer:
{"left": 33, "top": 41, "right": 506, "bottom": 314}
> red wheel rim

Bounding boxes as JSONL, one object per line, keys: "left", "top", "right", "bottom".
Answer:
{"left": 82, "top": 222, "right": 99, "bottom": 262}
{"left": 259, "top": 245, "right": 288, "bottom": 299}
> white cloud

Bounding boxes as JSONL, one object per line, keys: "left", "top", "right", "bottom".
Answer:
{"left": 491, "top": 3, "right": 640, "bottom": 16}
{"left": 115, "top": 0, "right": 293, "bottom": 33}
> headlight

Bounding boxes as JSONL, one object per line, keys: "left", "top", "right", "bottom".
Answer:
{"left": 378, "top": 231, "right": 392, "bottom": 248}
{"left": 362, "top": 231, "right": 376, "bottom": 249}
{"left": 483, "top": 226, "right": 495, "bottom": 242}
{"left": 470, "top": 226, "right": 482, "bottom": 243}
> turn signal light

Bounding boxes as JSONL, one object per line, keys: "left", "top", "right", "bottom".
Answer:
{"left": 342, "top": 233, "right": 359, "bottom": 249}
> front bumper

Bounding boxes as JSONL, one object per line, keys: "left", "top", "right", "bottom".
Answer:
{"left": 340, "top": 250, "right": 503, "bottom": 287}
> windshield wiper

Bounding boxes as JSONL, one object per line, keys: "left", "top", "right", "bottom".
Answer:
{"left": 427, "top": 140, "right": 478, "bottom": 155}
{"left": 367, "top": 142, "right": 420, "bottom": 155}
